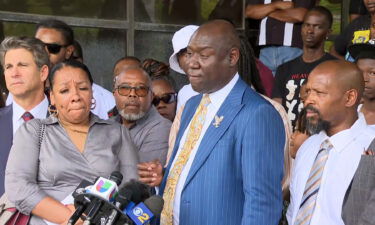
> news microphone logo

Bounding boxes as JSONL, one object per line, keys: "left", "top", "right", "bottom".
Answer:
{"left": 87, "top": 177, "right": 118, "bottom": 202}
{"left": 96, "top": 180, "right": 113, "bottom": 193}
{"left": 126, "top": 202, "right": 154, "bottom": 225}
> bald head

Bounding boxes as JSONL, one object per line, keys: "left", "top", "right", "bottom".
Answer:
{"left": 193, "top": 20, "right": 240, "bottom": 56}
{"left": 114, "top": 67, "right": 151, "bottom": 88}
{"left": 310, "top": 60, "right": 364, "bottom": 103}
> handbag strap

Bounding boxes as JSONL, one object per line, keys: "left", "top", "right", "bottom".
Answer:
{"left": 38, "top": 121, "right": 45, "bottom": 149}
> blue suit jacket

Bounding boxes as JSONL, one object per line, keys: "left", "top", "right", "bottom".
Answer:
{"left": 0, "top": 105, "right": 13, "bottom": 195}
{"left": 159, "top": 78, "right": 285, "bottom": 225}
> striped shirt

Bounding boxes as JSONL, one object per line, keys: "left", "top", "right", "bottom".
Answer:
{"left": 247, "top": 0, "right": 316, "bottom": 48}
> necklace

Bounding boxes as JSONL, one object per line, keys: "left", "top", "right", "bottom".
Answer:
{"left": 59, "top": 119, "right": 89, "bottom": 134}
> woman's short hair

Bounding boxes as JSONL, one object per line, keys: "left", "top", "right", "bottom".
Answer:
{"left": 49, "top": 59, "right": 93, "bottom": 90}
{"left": 0, "top": 36, "right": 50, "bottom": 69}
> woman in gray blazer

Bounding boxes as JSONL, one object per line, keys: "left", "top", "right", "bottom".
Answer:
{"left": 5, "top": 60, "right": 139, "bottom": 225}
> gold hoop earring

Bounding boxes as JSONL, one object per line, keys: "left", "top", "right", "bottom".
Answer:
{"left": 91, "top": 98, "right": 96, "bottom": 110}
{"left": 48, "top": 105, "right": 58, "bottom": 117}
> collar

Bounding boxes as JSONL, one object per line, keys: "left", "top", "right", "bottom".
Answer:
{"left": 43, "top": 113, "right": 112, "bottom": 126}
{"left": 320, "top": 113, "right": 368, "bottom": 153}
{"left": 207, "top": 73, "right": 239, "bottom": 109}
{"left": 12, "top": 95, "right": 48, "bottom": 120}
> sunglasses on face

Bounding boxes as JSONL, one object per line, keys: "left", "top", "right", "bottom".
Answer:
{"left": 45, "top": 43, "right": 69, "bottom": 54}
{"left": 152, "top": 93, "right": 177, "bottom": 106}
{"left": 115, "top": 84, "right": 150, "bottom": 97}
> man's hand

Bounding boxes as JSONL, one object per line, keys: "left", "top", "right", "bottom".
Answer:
{"left": 138, "top": 160, "right": 164, "bottom": 187}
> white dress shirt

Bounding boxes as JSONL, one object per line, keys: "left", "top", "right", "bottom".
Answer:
{"left": 7, "top": 83, "right": 115, "bottom": 120}
{"left": 176, "top": 84, "right": 199, "bottom": 113}
{"left": 12, "top": 95, "right": 49, "bottom": 134}
{"left": 170, "top": 74, "right": 239, "bottom": 225}
{"left": 287, "top": 113, "right": 375, "bottom": 225}
{"left": 91, "top": 83, "right": 115, "bottom": 119}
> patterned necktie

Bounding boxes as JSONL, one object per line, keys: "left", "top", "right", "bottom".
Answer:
{"left": 22, "top": 111, "right": 34, "bottom": 122}
{"left": 294, "top": 139, "right": 333, "bottom": 225}
{"left": 161, "top": 94, "right": 211, "bottom": 225}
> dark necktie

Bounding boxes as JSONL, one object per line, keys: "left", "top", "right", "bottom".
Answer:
{"left": 22, "top": 111, "right": 34, "bottom": 122}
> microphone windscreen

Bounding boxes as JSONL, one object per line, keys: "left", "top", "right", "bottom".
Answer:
{"left": 144, "top": 195, "right": 164, "bottom": 216}
{"left": 119, "top": 180, "right": 151, "bottom": 204}
{"left": 109, "top": 171, "right": 123, "bottom": 185}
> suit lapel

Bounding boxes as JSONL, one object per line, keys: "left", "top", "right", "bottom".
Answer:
{"left": 183, "top": 79, "right": 247, "bottom": 190}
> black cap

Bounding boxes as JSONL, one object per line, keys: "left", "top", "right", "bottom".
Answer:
{"left": 348, "top": 39, "right": 375, "bottom": 61}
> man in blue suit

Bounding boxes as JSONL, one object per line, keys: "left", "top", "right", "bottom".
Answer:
{"left": 0, "top": 37, "right": 50, "bottom": 195}
{"left": 152, "top": 20, "right": 285, "bottom": 224}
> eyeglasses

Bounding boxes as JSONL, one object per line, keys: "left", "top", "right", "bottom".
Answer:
{"left": 152, "top": 93, "right": 177, "bottom": 106}
{"left": 45, "top": 43, "right": 69, "bottom": 54}
{"left": 115, "top": 85, "right": 150, "bottom": 97}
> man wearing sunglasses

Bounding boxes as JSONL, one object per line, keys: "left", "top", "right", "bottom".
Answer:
{"left": 35, "top": 19, "right": 74, "bottom": 66}
{"left": 113, "top": 67, "right": 171, "bottom": 165}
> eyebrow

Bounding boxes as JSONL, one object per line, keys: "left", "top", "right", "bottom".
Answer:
{"left": 60, "top": 80, "right": 90, "bottom": 86}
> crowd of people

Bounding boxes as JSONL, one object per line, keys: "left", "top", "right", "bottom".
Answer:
{"left": 0, "top": 0, "right": 374, "bottom": 225}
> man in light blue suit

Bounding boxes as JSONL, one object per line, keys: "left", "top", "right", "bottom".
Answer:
{"left": 148, "top": 20, "right": 285, "bottom": 225}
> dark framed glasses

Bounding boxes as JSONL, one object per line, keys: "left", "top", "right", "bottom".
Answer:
{"left": 45, "top": 43, "right": 69, "bottom": 54}
{"left": 152, "top": 93, "right": 177, "bottom": 106}
{"left": 115, "top": 84, "right": 150, "bottom": 97}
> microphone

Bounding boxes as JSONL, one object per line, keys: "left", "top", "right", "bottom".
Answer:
{"left": 75, "top": 171, "right": 123, "bottom": 225}
{"left": 67, "top": 179, "right": 95, "bottom": 225}
{"left": 125, "top": 195, "right": 164, "bottom": 225}
{"left": 105, "top": 180, "right": 151, "bottom": 225}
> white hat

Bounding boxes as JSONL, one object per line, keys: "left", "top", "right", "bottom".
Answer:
{"left": 169, "top": 25, "right": 199, "bottom": 74}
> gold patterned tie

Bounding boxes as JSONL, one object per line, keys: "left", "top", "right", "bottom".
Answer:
{"left": 160, "top": 94, "right": 211, "bottom": 225}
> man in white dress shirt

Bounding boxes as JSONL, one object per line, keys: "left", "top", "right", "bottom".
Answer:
{"left": 287, "top": 60, "right": 375, "bottom": 225}
{"left": 0, "top": 36, "right": 50, "bottom": 195}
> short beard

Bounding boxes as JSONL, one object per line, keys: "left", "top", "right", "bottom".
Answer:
{"left": 305, "top": 105, "right": 330, "bottom": 135}
{"left": 119, "top": 109, "right": 146, "bottom": 122}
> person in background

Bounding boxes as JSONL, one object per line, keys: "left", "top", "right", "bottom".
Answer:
{"left": 108, "top": 56, "right": 142, "bottom": 118}
{"left": 290, "top": 108, "right": 310, "bottom": 159}
{"left": 113, "top": 56, "right": 141, "bottom": 77}
{"left": 245, "top": 0, "right": 316, "bottom": 75}
{"left": 142, "top": 58, "right": 177, "bottom": 122}
{"left": 272, "top": 6, "right": 336, "bottom": 128}
{"left": 0, "top": 37, "right": 50, "bottom": 196}
{"left": 349, "top": 40, "right": 375, "bottom": 127}
{"left": 341, "top": 40, "right": 375, "bottom": 225}
{"left": 330, "top": 0, "right": 375, "bottom": 60}
{"left": 169, "top": 25, "right": 199, "bottom": 112}
{"left": 287, "top": 60, "right": 375, "bottom": 225}
{"left": 112, "top": 67, "right": 171, "bottom": 165}
{"left": 72, "top": 40, "right": 83, "bottom": 62}
{"left": 5, "top": 59, "right": 139, "bottom": 225}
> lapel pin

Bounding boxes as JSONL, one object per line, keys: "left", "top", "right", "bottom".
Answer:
{"left": 213, "top": 115, "right": 224, "bottom": 128}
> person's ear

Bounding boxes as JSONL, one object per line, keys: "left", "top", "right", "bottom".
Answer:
{"left": 344, "top": 89, "right": 358, "bottom": 107}
{"left": 65, "top": 45, "right": 74, "bottom": 60}
{"left": 40, "top": 65, "right": 49, "bottom": 83}
{"left": 228, "top": 47, "right": 240, "bottom": 67}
